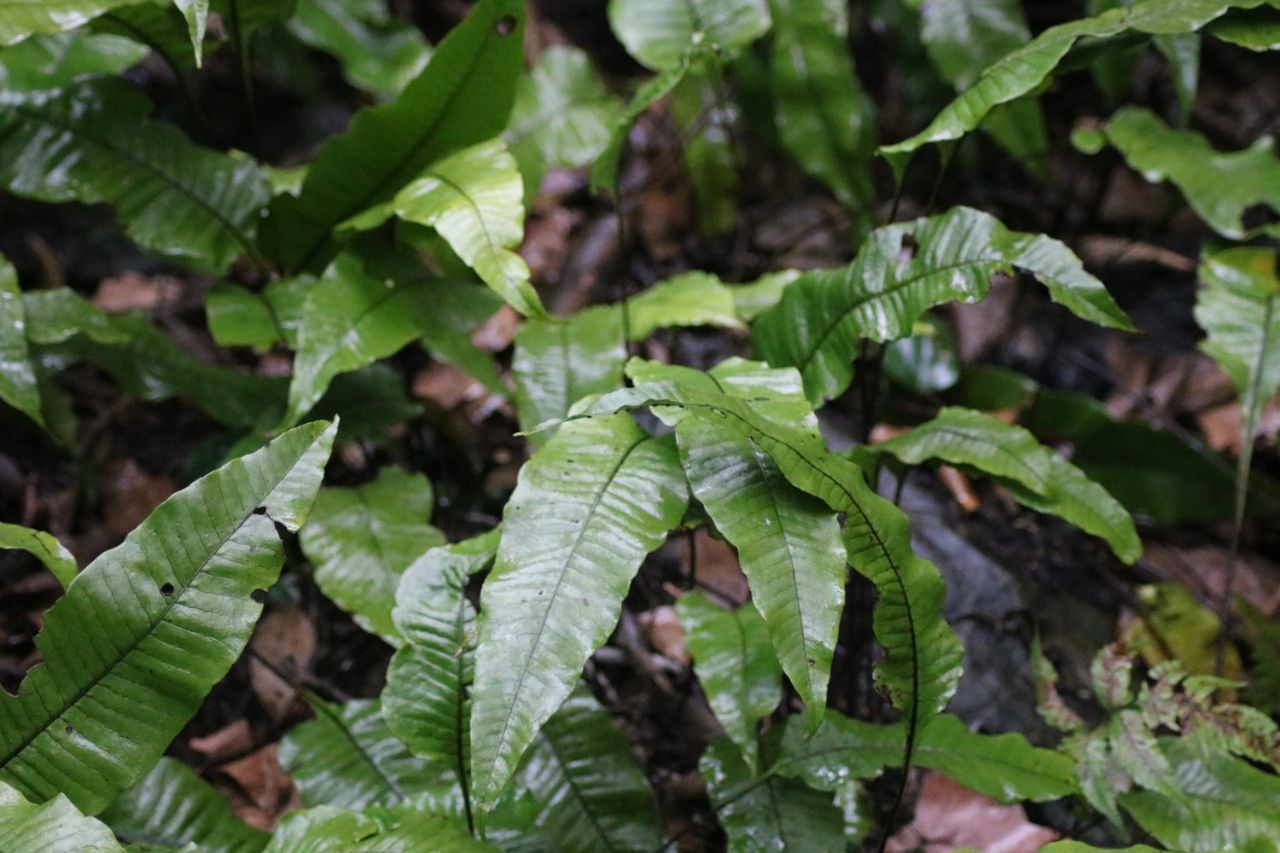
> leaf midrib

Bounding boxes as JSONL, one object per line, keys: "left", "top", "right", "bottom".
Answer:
{"left": 0, "top": 447, "right": 309, "bottom": 775}
{"left": 479, "top": 433, "right": 651, "bottom": 792}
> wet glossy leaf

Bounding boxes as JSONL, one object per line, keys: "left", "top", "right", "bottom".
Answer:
{"left": 752, "top": 206, "right": 1134, "bottom": 403}
{"left": 383, "top": 532, "right": 497, "bottom": 795}
{"left": 608, "top": 0, "right": 770, "bottom": 71}
{"left": 0, "top": 29, "right": 146, "bottom": 91}
{"left": 1090, "top": 107, "right": 1280, "bottom": 240}
{"left": 0, "top": 79, "right": 270, "bottom": 272}
{"left": 518, "top": 688, "right": 664, "bottom": 851}
{"left": 265, "top": 806, "right": 492, "bottom": 853}
{"left": 0, "top": 523, "right": 77, "bottom": 590}
{"left": 872, "top": 406, "right": 1141, "bottom": 562}
{"left": 0, "top": 0, "right": 137, "bottom": 45}
{"left": 101, "top": 758, "right": 268, "bottom": 853}
{"left": 573, "top": 382, "right": 964, "bottom": 776}
{"left": 299, "top": 467, "right": 444, "bottom": 645}
{"left": 700, "top": 736, "right": 844, "bottom": 852}
{"left": 0, "top": 782, "right": 123, "bottom": 853}
{"left": 279, "top": 697, "right": 449, "bottom": 810}
{"left": 345, "top": 139, "right": 546, "bottom": 318}
{"left": 0, "top": 421, "right": 335, "bottom": 813}
{"left": 677, "top": 592, "right": 782, "bottom": 768}
{"left": 470, "top": 415, "right": 688, "bottom": 809}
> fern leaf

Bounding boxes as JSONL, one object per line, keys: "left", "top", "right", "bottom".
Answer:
{"left": 700, "top": 736, "right": 845, "bottom": 852}
{"left": 0, "top": 0, "right": 140, "bottom": 46}
{"left": 0, "top": 78, "right": 269, "bottom": 271}
{"left": 872, "top": 406, "right": 1140, "bottom": 562}
{"left": 280, "top": 697, "right": 453, "bottom": 811}
{"left": 101, "top": 758, "right": 268, "bottom": 853}
{"left": 0, "top": 782, "right": 123, "bottom": 853}
{"left": 299, "top": 468, "right": 444, "bottom": 645}
{"left": 23, "top": 289, "right": 284, "bottom": 430}
{"left": 572, "top": 382, "right": 964, "bottom": 780}
{"left": 0, "top": 420, "right": 335, "bottom": 813}
{"left": 260, "top": 0, "right": 524, "bottom": 273}
{"left": 282, "top": 253, "right": 472, "bottom": 427}
{"left": 677, "top": 592, "right": 783, "bottom": 769}
{"left": 383, "top": 532, "right": 498, "bottom": 798}
{"left": 518, "top": 688, "right": 665, "bottom": 851}
{"left": 288, "top": 0, "right": 430, "bottom": 100}
{"left": 343, "top": 139, "right": 546, "bottom": 318}
{"left": 0, "top": 241, "right": 42, "bottom": 428}
{"left": 265, "top": 805, "right": 493, "bottom": 852}
{"left": 752, "top": 206, "right": 1133, "bottom": 403}
{"left": 1085, "top": 107, "right": 1280, "bottom": 240}
{"left": 1195, "top": 247, "right": 1280, "bottom": 530}
{"left": 767, "top": 0, "right": 876, "bottom": 211}
{"left": 608, "top": 0, "right": 770, "bottom": 72}
{"left": 773, "top": 711, "right": 1077, "bottom": 803}
{"left": 0, "top": 523, "right": 77, "bottom": 590}
{"left": 675, "top": 410, "right": 845, "bottom": 728}
{"left": 879, "top": 0, "right": 1274, "bottom": 170}
{"left": 470, "top": 414, "right": 688, "bottom": 809}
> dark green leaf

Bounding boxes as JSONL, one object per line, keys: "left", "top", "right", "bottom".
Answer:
{"left": 0, "top": 523, "right": 77, "bottom": 590}
{"left": 289, "top": 0, "right": 430, "bottom": 100}
{"left": 0, "top": 29, "right": 146, "bottom": 91}
{"left": 0, "top": 79, "right": 269, "bottom": 272}
{"left": 260, "top": 0, "right": 525, "bottom": 273}
{"left": 608, "top": 0, "right": 770, "bottom": 71}
{"left": 0, "top": 255, "right": 43, "bottom": 427}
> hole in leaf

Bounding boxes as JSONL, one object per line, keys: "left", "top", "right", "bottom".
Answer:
{"left": 252, "top": 506, "right": 268, "bottom": 515}
{"left": 494, "top": 14, "right": 516, "bottom": 35}
{"left": 251, "top": 588, "right": 268, "bottom": 604}
{"left": 1242, "top": 203, "right": 1279, "bottom": 231}
{"left": 159, "top": 582, "right": 175, "bottom": 596}
{"left": 64, "top": 725, "right": 74, "bottom": 735}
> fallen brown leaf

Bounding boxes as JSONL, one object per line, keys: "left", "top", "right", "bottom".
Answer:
{"left": 220, "top": 743, "right": 299, "bottom": 830}
{"left": 886, "top": 772, "right": 1058, "bottom": 853}
{"left": 248, "top": 605, "right": 316, "bottom": 724}
{"left": 189, "top": 719, "right": 255, "bottom": 765}
{"left": 639, "top": 605, "right": 688, "bottom": 665}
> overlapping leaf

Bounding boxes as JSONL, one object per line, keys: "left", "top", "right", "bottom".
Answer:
{"left": 591, "top": 52, "right": 691, "bottom": 195}
{"left": 0, "top": 0, "right": 134, "bottom": 45}
{"left": 632, "top": 359, "right": 844, "bottom": 725}
{"left": 383, "top": 531, "right": 497, "bottom": 800}
{"left": 766, "top": 0, "right": 875, "bottom": 212}
{"left": 677, "top": 593, "right": 782, "bottom": 769}
{"left": 470, "top": 414, "right": 688, "bottom": 809}
{"left": 290, "top": 0, "right": 430, "bottom": 100}
{"left": 752, "top": 206, "right": 1133, "bottom": 403}
{"left": 0, "top": 420, "right": 335, "bottom": 813}
{"left": 0, "top": 78, "right": 269, "bottom": 272}
{"left": 0, "top": 523, "right": 77, "bottom": 590}
{"left": 772, "top": 711, "right": 1078, "bottom": 803}
{"left": 260, "top": 0, "right": 524, "bottom": 273}
{"left": 700, "top": 736, "right": 844, "bottom": 851}
{"left": 879, "top": 0, "right": 1274, "bottom": 170}
{"left": 282, "top": 253, "right": 473, "bottom": 426}
{"left": 506, "top": 45, "right": 623, "bottom": 196}
{"left": 279, "top": 697, "right": 451, "bottom": 810}
{"left": 570, "top": 382, "right": 964, "bottom": 778}
{"left": 265, "top": 806, "right": 492, "bottom": 853}
{"left": 871, "top": 407, "right": 1141, "bottom": 562}
{"left": 518, "top": 688, "right": 665, "bottom": 851}
{"left": 1120, "top": 732, "right": 1280, "bottom": 851}
{"left": 0, "top": 782, "right": 122, "bottom": 853}
{"left": 343, "top": 139, "right": 545, "bottom": 318}
{"left": 100, "top": 758, "right": 268, "bottom": 853}
{"left": 299, "top": 467, "right": 444, "bottom": 645}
